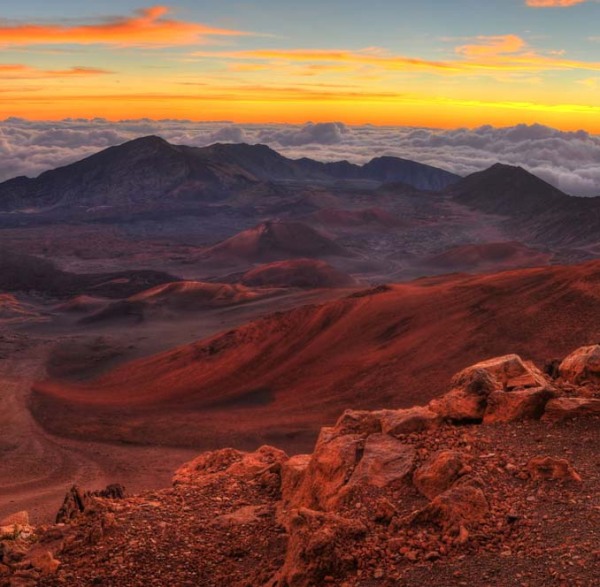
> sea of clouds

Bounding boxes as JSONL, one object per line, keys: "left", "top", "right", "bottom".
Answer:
{"left": 1, "top": 118, "right": 599, "bottom": 196}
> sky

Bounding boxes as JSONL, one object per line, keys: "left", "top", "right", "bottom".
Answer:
{"left": 1, "top": 0, "right": 600, "bottom": 130}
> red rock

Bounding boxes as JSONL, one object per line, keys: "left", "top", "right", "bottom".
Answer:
{"left": 543, "top": 397, "right": 600, "bottom": 421}
{"left": 483, "top": 388, "right": 555, "bottom": 423}
{"left": 412, "top": 485, "right": 489, "bottom": 534}
{"left": 526, "top": 457, "right": 582, "bottom": 482}
{"left": 429, "top": 388, "right": 487, "bottom": 422}
{"left": 430, "top": 354, "right": 551, "bottom": 423}
{"left": 173, "top": 445, "right": 288, "bottom": 486}
{"left": 281, "top": 454, "right": 311, "bottom": 506}
{"left": 379, "top": 407, "right": 441, "bottom": 436}
{"left": 273, "top": 508, "right": 366, "bottom": 587}
{"left": 413, "top": 450, "right": 469, "bottom": 499}
{"left": 333, "top": 410, "right": 382, "bottom": 436}
{"left": 347, "top": 433, "right": 415, "bottom": 489}
{"left": 289, "top": 428, "right": 363, "bottom": 510}
{"left": 559, "top": 345, "right": 600, "bottom": 386}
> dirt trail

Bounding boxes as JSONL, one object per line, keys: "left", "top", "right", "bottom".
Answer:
{"left": 0, "top": 339, "right": 198, "bottom": 523}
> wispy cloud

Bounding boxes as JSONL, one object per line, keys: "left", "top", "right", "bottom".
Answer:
{"left": 526, "top": 0, "right": 589, "bottom": 7}
{"left": 193, "top": 35, "right": 600, "bottom": 77}
{"left": 0, "top": 6, "right": 249, "bottom": 48}
{"left": 0, "top": 64, "right": 113, "bottom": 79}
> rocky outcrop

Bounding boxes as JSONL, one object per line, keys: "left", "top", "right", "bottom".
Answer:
{"left": 430, "top": 354, "right": 554, "bottom": 423}
{"left": 2, "top": 345, "right": 598, "bottom": 587}
{"left": 56, "top": 484, "right": 125, "bottom": 524}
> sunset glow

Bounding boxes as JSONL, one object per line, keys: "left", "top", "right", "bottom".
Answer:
{"left": 1, "top": 1, "right": 600, "bottom": 130}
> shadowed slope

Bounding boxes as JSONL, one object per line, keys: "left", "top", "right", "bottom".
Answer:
{"left": 32, "top": 260, "right": 600, "bottom": 450}
{"left": 240, "top": 259, "right": 357, "bottom": 288}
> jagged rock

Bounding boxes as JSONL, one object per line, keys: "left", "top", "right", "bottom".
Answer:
{"left": 333, "top": 410, "right": 382, "bottom": 435}
{"left": 379, "top": 406, "right": 442, "bottom": 436}
{"left": 411, "top": 485, "right": 489, "bottom": 534}
{"left": 173, "top": 445, "right": 288, "bottom": 486}
{"left": 273, "top": 508, "right": 367, "bottom": 587}
{"left": 281, "top": 455, "right": 311, "bottom": 506}
{"left": 55, "top": 484, "right": 125, "bottom": 524}
{"left": 526, "top": 456, "right": 582, "bottom": 482}
{"left": 543, "top": 397, "right": 600, "bottom": 420}
{"left": 413, "top": 450, "right": 470, "bottom": 499}
{"left": 559, "top": 345, "right": 600, "bottom": 386}
{"left": 288, "top": 429, "right": 363, "bottom": 511}
{"left": 55, "top": 486, "right": 88, "bottom": 524}
{"left": 346, "top": 433, "right": 415, "bottom": 489}
{"left": 483, "top": 388, "right": 555, "bottom": 423}
{"left": 430, "top": 354, "right": 551, "bottom": 423}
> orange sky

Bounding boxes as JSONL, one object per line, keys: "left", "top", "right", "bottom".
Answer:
{"left": 2, "top": 2, "right": 600, "bottom": 131}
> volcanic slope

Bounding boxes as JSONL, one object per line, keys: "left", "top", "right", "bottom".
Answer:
{"left": 423, "top": 242, "right": 552, "bottom": 273}
{"left": 240, "top": 259, "right": 357, "bottom": 288}
{"left": 202, "top": 220, "right": 350, "bottom": 262}
{"left": 32, "top": 260, "right": 600, "bottom": 451}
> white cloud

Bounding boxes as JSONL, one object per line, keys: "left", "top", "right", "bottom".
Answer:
{"left": 1, "top": 118, "right": 599, "bottom": 196}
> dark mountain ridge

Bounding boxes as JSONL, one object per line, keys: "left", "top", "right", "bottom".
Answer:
{"left": 448, "top": 163, "right": 600, "bottom": 247}
{"left": 0, "top": 137, "right": 460, "bottom": 211}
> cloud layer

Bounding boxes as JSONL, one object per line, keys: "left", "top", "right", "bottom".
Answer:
{"left": 1, "top": 118, "right": 599, "bottom": 196}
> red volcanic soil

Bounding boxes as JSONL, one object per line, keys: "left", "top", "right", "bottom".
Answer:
{"left": 76, "top": 281, "right": 284, "bottom": 324}
{"left": 32, "top": 260, "right": 600, "bottom": 451}
{"left": 202, "top": 220, "right": 348, "bottom": 263}
{"left": 424, "top": 241, "right": 552, "bottom": 273}
{"left": 240, "top": 259, "right": 357, "bottom": 288}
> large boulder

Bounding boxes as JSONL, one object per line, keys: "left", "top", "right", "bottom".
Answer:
{"left": 543, "top": 397, "right": 600, "bottom": 421}
{"left": 413, "top": 451, "right": 470, "bottom": 499}
{"left": 288, "top": 428, "right": 415, "bottom": 511}
{"left": 430, "top": 354, "right": 551, "bottom": 423}
{"left": 483, "top": 388, "right": 555, "bottom": 423}
{"left": 559, "top": 345, "right": 600, "bottom": 386}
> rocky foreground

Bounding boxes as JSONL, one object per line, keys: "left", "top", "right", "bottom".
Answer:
{"left": 2, "top": 346, "right": 600, "bottom": 587}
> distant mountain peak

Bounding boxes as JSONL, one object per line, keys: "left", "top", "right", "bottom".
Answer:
{"left": 449, "top": 161, "right": 569, "bottom": 216}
